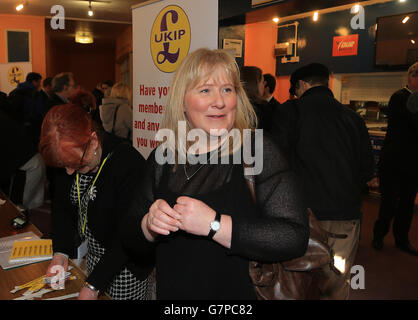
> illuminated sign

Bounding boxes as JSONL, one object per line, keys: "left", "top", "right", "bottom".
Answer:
{"left": 332, "top": 34, "right": 359, "bottom": 57}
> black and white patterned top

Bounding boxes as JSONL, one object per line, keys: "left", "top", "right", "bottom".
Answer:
{"left": 70, "top": 173, "right": 150, "bottom": 300}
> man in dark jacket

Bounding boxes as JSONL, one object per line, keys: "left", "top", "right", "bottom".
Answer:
{"left": 372, "top": 62, "right": 418, "bottom": 256}
{"left": 8, "top": 72, "right": 44, "bottom": 147}
{"left": 8, "top": 72, "right": 42, "bottom": 123}
{"left": 39, "top": 77, "right": 53, "bottom": 106}
{"left": 271, "top": 63, "right": 375, "bottom": 299}
{"left": 263, "top": 73, "right": 281, "bottom": 110}
{"left": 92, "top": 82, "right": 104, "bottom": 110}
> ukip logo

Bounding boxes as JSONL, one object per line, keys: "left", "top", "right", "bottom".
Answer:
{"left": 150, "top": 5, "right": 191, "bottom": 73}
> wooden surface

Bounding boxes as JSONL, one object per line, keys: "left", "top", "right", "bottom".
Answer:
{"left": 0, "top": 192, "right": 42, "bottom": 239}
{"left": 0, "top": 192, "right": 109, "bottom": 300}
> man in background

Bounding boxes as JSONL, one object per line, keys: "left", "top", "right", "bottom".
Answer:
{"left": 372, "top": 62, "right": 418, "bottom": 256}
{"left": 271, "top": 63, "right": 375, "bottom": 299}
{"left": 46, "top": 72, "right": 78, "bottom": 111}
{"left": 40, "top": 77, "right": 53, "bottom": 101}
{"left": 263, "top": 73, "right": 281, "bottom": 109}
{"left": 8, "top": 72, "right": 42, "bottom": 125}
{"left": 261, "top": 73, "right": 280, "bottom": 133}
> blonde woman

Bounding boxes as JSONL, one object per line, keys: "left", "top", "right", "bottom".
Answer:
{"left": 122, "top": 48, "right": 308, "bottom": 299}
{"left": 99, "top": 82, "right": 133, "bottom": 140}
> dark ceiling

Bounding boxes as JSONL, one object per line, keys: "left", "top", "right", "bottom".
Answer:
{"left": 45, "top": 18, "right": 129, "bottom": 49}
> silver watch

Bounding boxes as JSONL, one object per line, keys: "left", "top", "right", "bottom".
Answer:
{"left": 208, "top": 212, "right": 221, "bottom": 239}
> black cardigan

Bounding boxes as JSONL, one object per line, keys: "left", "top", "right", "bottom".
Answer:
{"left": 51, "top": 132, "right": 154, "bottom": 292}
{"left": 121, "top": 134, "right": 309, "bottom": 264}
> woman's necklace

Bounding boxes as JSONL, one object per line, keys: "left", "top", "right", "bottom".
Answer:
{"left": 183, "top": 150, "right": 217, "bottom": 181}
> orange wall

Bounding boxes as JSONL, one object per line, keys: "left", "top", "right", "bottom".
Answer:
{"left": 244, "top": 22, "right": 336, "bottom": 104}
{"left": 0, "top": 14, "right": 46, "bottom": 78}
{"left": 244, "top": 22, "right": 293, "bottom": 103}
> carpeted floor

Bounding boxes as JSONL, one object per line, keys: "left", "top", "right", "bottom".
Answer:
{"left": 350, "top": 195, "right": 418, "bottom": 300}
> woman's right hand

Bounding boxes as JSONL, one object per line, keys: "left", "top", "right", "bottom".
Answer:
{"left": 46, "top": 254, "right": 69, "bottom": 278}
{"left": 142, "top": 199, "right": 182, "bottom": 239}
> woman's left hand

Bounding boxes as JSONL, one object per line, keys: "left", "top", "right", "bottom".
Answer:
{"left": 174, "top": 196, "right": 216, "bottom": 236}
{"left": 78, "top": 286, "right": 99, "bottom": 300}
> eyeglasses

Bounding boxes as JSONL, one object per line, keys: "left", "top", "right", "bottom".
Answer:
{"left": 80, "top": 139, "right": 91, "bottom": 164}
{"left": 68, "top": 139, "right": 91, "bottom": 172}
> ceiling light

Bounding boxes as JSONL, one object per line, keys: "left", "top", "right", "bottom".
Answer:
{"left": 412, "top": 40, "right": 416, "bottom": 44}
{"left": 399, "top": 0, "right": 406, "bottom": 2}
{"left": 313, "top": 11, "right": 319, "bottom": 22}
{"left": 402, "top": 16, "right": 409, "bottom": 23}
{"left": 75, "top": 31, "right": 93, "bottom": 44}
{"left": 88, "top": 1, "right": 94, "bottom": 16}
{"left": 16, "top": 3, "right": 24, "bottom": 11}
{"left": 272, "top": 17, "right": 279, "bottom": 23}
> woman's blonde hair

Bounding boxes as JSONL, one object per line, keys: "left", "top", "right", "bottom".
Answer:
{"left": 110, "top": 82, "right": 131, "bottom": 102}
{"left": 162, "top": 48, "right": 257, "bottom": 156}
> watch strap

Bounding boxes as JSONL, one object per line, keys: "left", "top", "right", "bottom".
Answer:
{"left": 208, "top": 212, "right": 221, "bottom": 239}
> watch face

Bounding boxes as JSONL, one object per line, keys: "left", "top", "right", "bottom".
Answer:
{"left": 211, "top": 221, "right": 220, "bottom": 231}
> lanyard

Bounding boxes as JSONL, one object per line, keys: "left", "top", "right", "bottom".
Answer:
{"left": 404, "top": 86, "right": 412, "bottom": 94}
{"left": 76, "top": 154, "right": 110, "bottom": 236}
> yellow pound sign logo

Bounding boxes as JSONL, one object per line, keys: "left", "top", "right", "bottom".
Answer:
{"left": 8, "top": 66, "right": 24, "bottom": 87}
{"left": 150, "top": 5, "right": 191, "bottom": 73}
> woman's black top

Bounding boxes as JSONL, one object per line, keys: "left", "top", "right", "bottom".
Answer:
{"left": 122, "top": 134, "right": 309, "bottom": 299}
{"left": 51, "top": 132, "right": 153, "bottom": 292}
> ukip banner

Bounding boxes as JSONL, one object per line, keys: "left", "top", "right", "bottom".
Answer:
{"left": 132, "top": 0, "right": 218, "bottom": 158}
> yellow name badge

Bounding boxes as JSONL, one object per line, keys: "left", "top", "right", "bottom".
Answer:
{"left": 150, "top": 5, "right": 191, "bottom": 73}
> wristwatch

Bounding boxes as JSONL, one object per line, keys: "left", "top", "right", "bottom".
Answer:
{"left": 208, "top": 212, "right": 221, "bottom": 239}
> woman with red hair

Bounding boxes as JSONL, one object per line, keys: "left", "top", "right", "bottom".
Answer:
{"left": 39, "top": 104, "right": 153, "bottom": 300}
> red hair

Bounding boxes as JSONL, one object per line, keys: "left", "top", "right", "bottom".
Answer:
{"left": 69, "top": 87, "right": 97, "bottom": 111}
{"left": 39, "top": 104, "right": 98, "bottom": 167}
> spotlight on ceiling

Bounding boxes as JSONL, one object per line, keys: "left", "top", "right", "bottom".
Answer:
{"left": 313, "top": 11, "right": 319, "bottom": 22}
{"left": 272, "top": 17, "right": 280, "bottom": 23}
{"left": 88, "top": 1, "right": 94, "bottom": 16}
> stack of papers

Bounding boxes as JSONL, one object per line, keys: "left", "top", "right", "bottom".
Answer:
{"left": 9, "top": 239, "right": 52, "bottom": 264}
{"left": 0, "top": 232, "right": 47, "bottom": 270}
